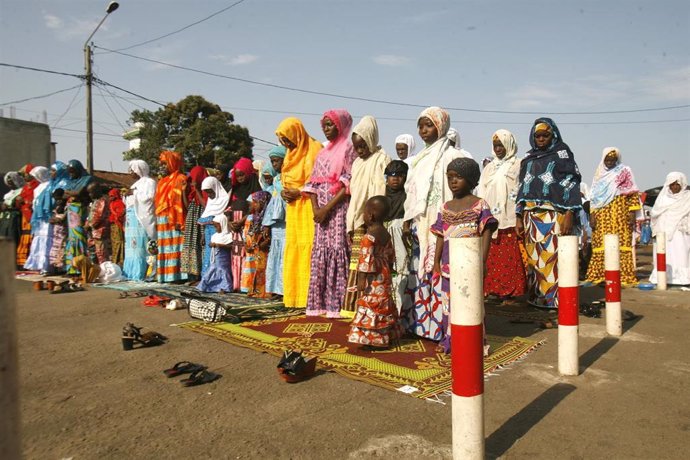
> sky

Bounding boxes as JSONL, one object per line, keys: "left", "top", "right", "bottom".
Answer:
{"left": 1, "top": 0, "right": 688, "bottom": 190}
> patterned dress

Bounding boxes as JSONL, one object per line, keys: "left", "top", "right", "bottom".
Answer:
{"left": 484, "top": 228, "right": 527, "bottom": 298}
{"left": 86, "top": 197, "right": 110, "bottom": 264}
{"left": 240, "top": 216, "right": 270, "bottom": 297}
{"left": 180, "top": 201, "right": 204, "bottom": 278}
{"left": 65, "top": 201, "right": 88, "bottom": 275}
{"left": 347, "top": 234, "right": 403, "bottom": 348}
{"left": 123, "top": 205, "right": 149, "bottom": 281}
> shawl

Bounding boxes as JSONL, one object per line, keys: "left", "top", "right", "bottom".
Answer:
{"left": 50, "top": 161, "right": 70, "bottom": 192}
{"left": 275, "top": 117, "right": 323, "bottom": 190}
{"left": 64, "top": 159, "right": 92, "bottom": 192}
{"left": 210, "top": 214, "right": 234, "bottom": 245}
{"left": 309, "top": 109, "right": 356, "bottom": 192}
{"left": 187, "top": 165, "right": 209, "bottom": 205}
{"left": 516, "top": 117, "right": 582, "bottom": 212}
{"left": 154, "top": 151, "right": 187, "bottom": 228}
{"left": 384, "top": 160, "right": 408, "bottom": 221}
{"left": 29, "top": 166, "right": 52, "bottom": 226}
{"left": 200, "top": 176, "right": 229, "bottom": 218}
{"left": 590, "top": 147, "right": 639, "bottom": 210}
{"left": 346, "top": 116, "right": 391, "bottom": 232}
{"left": 651, "top": 172, "right": 690, "bottom": 236}
{"left": 108, "top": 188, "right": 126, "bottom": 229}
{"left": 3, "top": 172, "right": 24, "bottom": 206}
{"left": 404, "top": 107, "right": 465, "bottom": 221}
{"left": 229, "top": 157, "right": 261, "bottom": 213}
{"left": 477, "top": 129, "right": 521, "bottom": 232}
{"left": 248, "top": 190, "right": 272, "bottom": 236}
{"left": 395, "top": 134, "right": 416, "bottom": 161}
{"left": 129, "top": 160, "right": 157, "bottom": 240}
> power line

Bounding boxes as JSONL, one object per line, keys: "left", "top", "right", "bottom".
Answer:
{"left": 0, "top": 62, "right": 83, "bottom": 79}
{"left": 94, "top": 84, "right": 127, "bottom": 131}
{"left": 104, "top": 0, "right": 248, "bottom": 53}
{"left": 51, "top": 85, "right": 85, "bottom": 128}
{"left": 94, "top": 77, "right": 166, "bottom": 106}
{"left": 52, "top": 126, "right": 125, "bottom": 138}
{"left": 94, "top": 78, "right": 135, "bottom": 117}
{"left": 94, "top": 46, "right": 690, "bottom": 116}
{"left": 0, "top": 84, "right": 84, "bottom": 106}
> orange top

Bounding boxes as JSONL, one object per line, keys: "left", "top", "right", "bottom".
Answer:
{"left": 154, "top": 150, "right": 187, "bottom": 227}
{"left": 275, "top": 117, "right": 322, "bottom": 190}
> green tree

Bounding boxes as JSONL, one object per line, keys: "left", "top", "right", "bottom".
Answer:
{"left": 123, "top": 95, "right": 253, "bottom": 170}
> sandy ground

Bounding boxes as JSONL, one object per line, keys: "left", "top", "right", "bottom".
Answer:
{"left": 10, "top": 248, "right": 690, "bottom": 459}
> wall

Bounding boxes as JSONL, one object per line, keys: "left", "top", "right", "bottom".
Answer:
{"left": 0, "top": 117, "right": 53, "bottom": 173}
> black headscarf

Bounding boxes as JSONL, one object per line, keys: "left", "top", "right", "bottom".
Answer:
{"left": 384, "top": 161, "right": 408, "bottom": 221}
{"left": 517, "top": 117, "right": 582, "bottom": 212}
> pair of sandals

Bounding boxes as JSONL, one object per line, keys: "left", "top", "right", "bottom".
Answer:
{"left": 163, "top": 361, "right": 221, "bottom": 387}
{"left": 49, "top": 281, "right": 85, "bottom": 294}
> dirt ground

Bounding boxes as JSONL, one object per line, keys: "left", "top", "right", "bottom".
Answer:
{"left": 10, "top": 247, "right": 690, "bottom": 459}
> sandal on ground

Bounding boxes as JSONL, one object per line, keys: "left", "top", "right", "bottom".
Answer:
{"left": 49, "top": 281, "right": 71, "bottom": 294}
{"left": 163, "top": 361, "right": 206, "bottom": 378}
{"left": 539, "top": 319, "right": 558, "bottom": 329}
{"left": 143, "top": 295, "right": 172, "bottom": 307}
{"left": 180, "top": 369, "right": 221, "bottom": 387}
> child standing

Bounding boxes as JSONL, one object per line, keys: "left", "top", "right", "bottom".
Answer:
{"left": 197, "top": 214, "right": 233, "bottom": 293}
{"left": 343, "top": 115, "right": 390, "bottom": 317}
{"left": 241, "top": 191, "right": 272, "bottom": 298}
{"left": 431, "top": 158, "right": 497, "bottom": 353}
{"left": 348, "top": 196, "right": 403, "bottom": 349}
{"left": 108, "top": 188, "right": 126, "bottom": 267}
{"left": 85, "top": 183, "right": 110, "bottom": 264}
{"left": 49, "top": 188, "right": 68, "bottom": 272}
{"left": 384, "top": 160, "right": 410, "bottom": 313}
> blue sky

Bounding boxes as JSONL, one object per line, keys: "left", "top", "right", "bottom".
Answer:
{"left": 1, "top": 0, "right": 688, "bottom": 189}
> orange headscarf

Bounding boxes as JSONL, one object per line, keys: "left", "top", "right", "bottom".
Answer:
{"left": 275, "top": 117, "right": 323, "bottom": 190}
{"left": 154, "top": 150, "right": 187, "bottom": 227}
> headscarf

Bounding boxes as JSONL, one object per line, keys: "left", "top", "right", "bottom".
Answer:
{"left": 248, "top": 190, "right": 271, "bottom": 236}
{"left": 108, "top": 188, "right": 126, "bottom": 229}
{"left": 50, "top": 161, "right": 70, "bottom": 192}
{"left": 384, "top": 160, "right": 408, "bottom": 221}
{"left": 210, "top": 214, "right": 233, "bottom": 246}
{"left": 516, "top": 117, "right": 582, "bottom": 212}
{"left": 275, "top": 117, "right": 323, "bottom": 190}
{"left": 260, "top": 162, "right": 277, "bottom": 193}
{"left": 29, "top": 167, "right": 51, "bottom": 228}
{"left": 19, "top": 163, "right": 34, "bottom": 176}
{"left": 128, "top": 159, "right": 157, "bottom": 240}
{"left": 154, "top": 150, "right": 187, "bottom": 228}
{"left": 590, "top": 147, "right": 639, "bottom": 210}
{"left": 308, "top": 109, "right": 356, "bottom": 193}
{"left": 216, "top": 163, "right": 233, "bottom": 192}
{"left": 200, "top": 176, "right": 229, "bottom": 218}
{"left": 651, "top": 172, "right": 690, "bottom": 237}
{"left": 580, "top": 183, "right": 591, "bottom": 202}
{"left": 346, "top": 115, "right": 391, "bottom": 232}
{"left": 2, "top": 172, "right": 24, "bottom": 207}
{"left": 187, "top": 165, "right": 209, "bottom": 205}
{"left": 477, "top": 129, "right": 521, "bottom": 232}
{"left": 404, "top": 107, "right": 466, "bottom": 222}
{"left": 268, "top": 145, "right": 287, "bottom": 159}
{"left": 64, "top": 159, "right": 92, "bottom": 192}
{"left": 395, "top": 134, "right": 417, "bottom": 161}
{"left": 229, "top": 157, "right": 261, "bottom": 213}
{"left": 19, "top": 164, "right": 39, "bottom": 222}
{"left": 447, "top": 128, "right": 460, "bottom": 147}
{"left": 447, "top": 157, "right": 481, "bottom": 189}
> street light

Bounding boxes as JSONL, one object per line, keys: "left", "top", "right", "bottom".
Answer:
{"left": 84, "top": 1, "right": 119, "bottom": 174}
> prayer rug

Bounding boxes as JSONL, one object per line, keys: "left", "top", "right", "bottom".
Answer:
{"left": 178, "top": 315, "right": 543, "bottom": 400}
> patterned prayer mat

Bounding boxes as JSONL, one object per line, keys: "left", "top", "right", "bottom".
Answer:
{"left": 179, "top": 315, "right": 543, "bottom": 400}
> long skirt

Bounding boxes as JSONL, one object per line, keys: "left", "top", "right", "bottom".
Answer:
{"left": 198, "top": 215, "right": 214, "bottom": 277}
{"left": 110, "top": 224, "right": 124, "bottom": 267}
{"left": 180, "top": 202, "right": 203, "bottom": 278}
{"left": 23, "top": 220, "right": 52, "bottom": 273}
{"left": 16, "top": 213, "right": 32, "bottom": 267}
{"left": 306, "top": 196, "right": 349, "bottom": 318}
{"left": 586, "top": 194, "right": 640, "bottom": 285}
{"left": 484, "top": 227, "right": 527, "bottom": 298}
{"left": 650, "top": 230, "right": 690, "bottom": 285}
{"left": 386, "top": 218, "right": 411, "bottom": 314}
{"left": 65, "top": 202, "right": 88, "bottom": 275}
{"left": 282, "top": 197, "right": 314, "bottom": 308}
{"left": 230, "top": 210, "right": 246, "bottom": 292}
{"left": 123, "top": 206, "right": 149, "bottom": 281}
{"left": 197, "top": 247, "right": 233, "bottom": 293}
{"left": 156, "top": 215, "right": 186, "bottom": 283}
{"left": 242, "top": 248, "right": 270, "bottom": 298}
{"left": 341, "top": 228, "right": 365, "bottom": 318}
{"left": 49, "top": 224, "right": 67, "bottom": 270}
{"left": 265, "top": 223, "right": 285, "bottom": 295}
{"left": 523, "top": 209, "right": 566, "bottom": 308}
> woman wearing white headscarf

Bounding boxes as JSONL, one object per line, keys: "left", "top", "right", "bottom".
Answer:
{"left": 123, "top": 160, "right": 157, "bottom": 280}
{"left": 477, "top": 130, "right": 526, "bottom": 301}
{"left": 650, "top": 172, "right": 690, "bottom": 285}
{"left": 1, "top": 172, "right": 25, "bottom": 252}
{"left": 199, "top": 176, "right": 229, "bottom": 277}
{"left": 402, "top": 107, "right": 466, "bottom": 340}
{"left": 23, "top": 166, "right": 53, "bottom": 273}
{"left": 394, "top": 134, "right": 416, "bottom": 165}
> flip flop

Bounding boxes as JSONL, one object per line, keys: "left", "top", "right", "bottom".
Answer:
{"left": 180, "top": 369, "right": 221, "bottom": 387}
{"left": 143, "top": 295, "right": 172, "bottom": 307}
{"left": 163, "top": 361, "right": 206, "bottom": 378}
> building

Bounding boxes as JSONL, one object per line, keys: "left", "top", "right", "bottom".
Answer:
{"left": 0, "top": 117, "right": 54, "bottom": 173}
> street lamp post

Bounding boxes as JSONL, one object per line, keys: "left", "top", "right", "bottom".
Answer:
{"left": 84, "top": 1, "right": 119, "bottom": 175}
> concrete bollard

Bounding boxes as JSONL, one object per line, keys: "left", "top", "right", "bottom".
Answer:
{"left": 449, "top": 237, "right": 484, "bottom": 460}
{"left": 656, "top": 232, "right": 667, "bottom": 291}
{"left": 604, "top": 234, "right": 622, "bottom": 336}
{"left": 557, "top": 235, "right": 579, "bottom": 376}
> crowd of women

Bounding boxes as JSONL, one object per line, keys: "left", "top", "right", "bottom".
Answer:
{"left": 2, "top": 107, "right": 689, "bottom": 351}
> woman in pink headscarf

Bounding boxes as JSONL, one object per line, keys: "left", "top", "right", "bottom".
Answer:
{"left": 303, "top": 109, "right": 356, "bottom": 317}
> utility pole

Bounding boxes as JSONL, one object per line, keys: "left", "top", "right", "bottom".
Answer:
{"left": 84, "top": 43, "right": 94, "bottom": 175}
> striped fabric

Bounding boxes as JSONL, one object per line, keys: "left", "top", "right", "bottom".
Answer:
{"left": 156, "top": 215, "right": 186, "bottom": 283}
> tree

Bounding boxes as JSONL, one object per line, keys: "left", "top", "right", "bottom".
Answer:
{"left": 123, "top": 95, "right": 253, "bottom": 170}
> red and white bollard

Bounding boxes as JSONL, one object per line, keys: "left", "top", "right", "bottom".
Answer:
{"left": 557, "top": 235, "right": 579, "bottom": 376}
{"left": 449, "top": 237, "right": 484, "bottom": 460}
{"left": 656, "top": 232, "right": 667, "bottom": 291}
{"left": 604, "top": 234, "right": 622, "bottom": 336}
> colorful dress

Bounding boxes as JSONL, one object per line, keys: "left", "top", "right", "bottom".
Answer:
{"left": 123, "top": 205, "right": 148, "bottom": 280}
{"left": 49, "top": 208, "right": 67, "bottom": 270}
{"left": 87, "top": 196, "right": 111, "bottom": 264}
{"left": 16, "top": 176, "right": 38, "bottom": 267}
{"left": 430, "top": 199, "right": 497, "bottom": 350}
{"left": 123, "top": 161, "right": 156, "bottom": 281}
{"left": 263, "top": 175, "right": 286, "bottom": 295}
{"left": 155, "top": 151, "right": 187, "bottom": 283}
{"left": 348, "top": 233, "right": 403, "bottom": 348}
{"left": 240, "top": 216, "right": 270, "bottom": 297}
{"left": 108, "top": 189, "right": 126, "bottom": 267}
{"left": 181, "top": 201, "right": 204, "bottom": 276}
{"left": 65, "top": 200, "right": 88, "bottom": 274}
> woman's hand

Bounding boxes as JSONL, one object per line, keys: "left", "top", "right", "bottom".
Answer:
{"left": 281, "top": 188, "right": 301, "bottom": 203}
{"left": 347, "top": 230, "right": 354, "bottom": 246}
{"left": 589, "top": 212, "right": 597, "bottom": 231}
{"left": 230, "top": 221, "right": 242, "bottom": 232}
{"left": 313, "top": 207, "right": 327, "bottom": 224}
{"left": 175, "top": 223, "right": 183, "bottom": 232}
{"left": 515, "top": 215, "right": 525, "bottom": 238}
{"left": 560, "top": 210, "right": 574, "bottom": 236}
{"left": 402, "top": 220, "right": 413, "bottom": 249}
{"left": 432, "top": 262, "right": 441, "bottom": 277}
